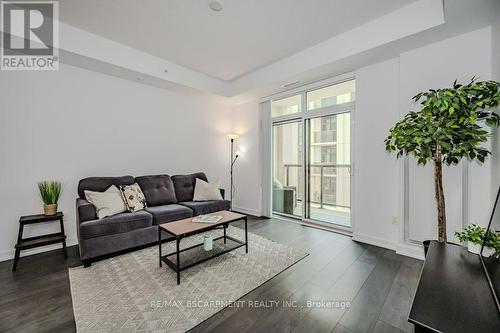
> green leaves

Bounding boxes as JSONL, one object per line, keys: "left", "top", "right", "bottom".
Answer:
{"left": 455, "top": 224, "right": 500, "bottom": 253}
{"left": 385, "top": 78, "right": 500, "bottom": 166}
{"left": 38, "top": 181, "right": 62, "bottom": 204}
{"left": 455, "top": 224, "right": 485, "bottom": 244}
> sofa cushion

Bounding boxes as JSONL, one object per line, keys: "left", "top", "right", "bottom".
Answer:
{"left": 145, "top": 204, "right": 193, "bottom": 225}
{"left": 78, "top": 176, "right": 134, "bottom": 199}
{"left": 171, "top": 172, "right": 208, "bottom": 203}
{"left": 79, "top": 211, "right": 153, "bottom": 239}
{"left": 179, "top": 200, "right": 230, "bottom": 216}
{"left": 135, "top": 175, "right": 177, "bottom": 206}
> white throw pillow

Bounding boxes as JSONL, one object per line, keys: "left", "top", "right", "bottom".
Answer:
{"left": 85, "top": 185, "right": 127, "bottom": 219}
{"left": 193, "top": 178, "right": 223, "bottom": 201}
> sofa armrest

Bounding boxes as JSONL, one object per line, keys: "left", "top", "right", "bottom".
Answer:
{"left": 219, "top": 188, "right": 225, "bottom": 200}
{"left": 76, "top": 198, "right": 97, "bottom": 223}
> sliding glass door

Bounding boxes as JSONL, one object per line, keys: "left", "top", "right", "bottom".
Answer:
{"left": 270, "top": 78, "right": 354, "bottom": 230}
{"left": 306, "top": 113, "right": 351, "bottom": 227}
{"left": 272, "top": 121, "right": 303, "bottom": 217}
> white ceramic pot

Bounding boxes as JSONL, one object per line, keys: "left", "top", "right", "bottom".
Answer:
{"left": 468, "top": 242, "right": 496, "bottom": 256}
{"left": 467, "top": 242, "right": 481, "bottom": 254}
{"left": 482, "top": 247, "right": 496, "bottom": 257}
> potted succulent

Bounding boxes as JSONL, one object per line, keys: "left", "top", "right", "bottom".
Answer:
{"left": 38, "top": 181, "right": 62, "bottom": 215}
{"left": 454, "top": 224, "right": 499, "bottom": 257}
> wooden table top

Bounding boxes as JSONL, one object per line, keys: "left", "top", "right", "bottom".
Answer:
{"left": 159, "top": 210, "right": 246, "bottom": 237}
{"left": 409, "top": 241, "right": 500, "bottom": 332}
{"left": 19, "top": 212, "right": 63, "bottom": 223}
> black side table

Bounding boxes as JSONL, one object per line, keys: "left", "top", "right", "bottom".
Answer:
{"left": 13, "top": 212, "right": 67, "bottom": 271}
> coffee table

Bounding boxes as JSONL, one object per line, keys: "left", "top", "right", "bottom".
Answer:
{"left": 158, "top": 210, "right": 248, "bottom": 284}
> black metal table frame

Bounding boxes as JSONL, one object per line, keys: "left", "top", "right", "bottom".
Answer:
{"left": 158, "top": 215, "right": 248, "bottom": 285}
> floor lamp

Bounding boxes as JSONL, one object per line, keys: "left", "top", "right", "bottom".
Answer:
{"left": 227, "top": 134, "right": 239, "bottom": 210}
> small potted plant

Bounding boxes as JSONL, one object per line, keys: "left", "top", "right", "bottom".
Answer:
{"left": 38, "top": 181, "right": 62, "bottom": 215}
{"left": 454, "top": 224, "right": 499, "bottom": 256}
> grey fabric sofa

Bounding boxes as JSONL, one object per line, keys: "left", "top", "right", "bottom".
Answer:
{"left": 76, "top": 172, "right": 230, "bottom": 266}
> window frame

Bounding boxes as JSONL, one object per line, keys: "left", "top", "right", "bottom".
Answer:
{"left": 306, "top": 79, "right": 356, "bottom": 111}
{"left": 265, "top": 72, "right": 355, "bottom": 233}
{"left": 269, "top": 75, "right": 356, "bottom": 125}
{"left": 270, "top": 93, "right": 302, "bottom": 118}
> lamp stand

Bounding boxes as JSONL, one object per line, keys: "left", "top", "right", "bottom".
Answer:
{"left": 230, "top": 138, "right": 234, "bottom": 210}
{"left": 227, "top": 135, "right": 239, "bottom": 211}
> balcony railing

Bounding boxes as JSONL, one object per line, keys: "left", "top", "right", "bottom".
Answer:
{"left": 283, "top": 163, "right": 351, "bottom": 209}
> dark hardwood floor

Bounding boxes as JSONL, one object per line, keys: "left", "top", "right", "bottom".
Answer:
{"left": 0, "top": 216, "right": 422, "bottom": 333}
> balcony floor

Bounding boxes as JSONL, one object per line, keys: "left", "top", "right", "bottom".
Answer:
{"left": 294, "top": 202, "right": 351, "bottom": 227}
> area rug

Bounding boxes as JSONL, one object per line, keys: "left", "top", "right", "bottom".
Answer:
{"left": 69, "top": 226, "right": 308, "bottom": 332}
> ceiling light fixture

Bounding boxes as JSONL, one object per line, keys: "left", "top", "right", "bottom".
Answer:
{"left": 208, "top": 1, "right": 223, "bottom": 12}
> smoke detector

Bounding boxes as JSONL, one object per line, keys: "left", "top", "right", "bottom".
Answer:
{"left": 208, "top": 1, "right": 223, "bottom": 12}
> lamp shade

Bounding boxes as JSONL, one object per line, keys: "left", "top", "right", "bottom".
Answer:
{"left": 227, "top": 134, "right": 238, "bottom": 140}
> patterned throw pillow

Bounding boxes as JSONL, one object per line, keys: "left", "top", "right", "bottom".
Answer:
{"left": 119, "top": 183, "right": 147, "bottom": 212}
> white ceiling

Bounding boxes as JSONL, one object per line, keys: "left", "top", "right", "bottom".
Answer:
{"left": 59, "top": 0, "right": 416, "bottom": 81}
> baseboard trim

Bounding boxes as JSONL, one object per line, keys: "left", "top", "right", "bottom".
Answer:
{"left": 272, "top": 214, "right": 353, "bottom": 237}
{"left": 0, "top": 238, "right": 78, "bottom": 263}
{"left": 232, "top": 205, "right": 262, "bottom": 217}
{"left": 352, "top": 233, "right": 396, "bottom": 251}
{"left": 395, "top": 242, "right": 425, "bottom": 260}
{"left": 352, "top": 233, "right": 424, "bottom": 260}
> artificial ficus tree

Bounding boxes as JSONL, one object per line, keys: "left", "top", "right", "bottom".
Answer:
{"left": 385, "top": 79, "right": 500, "bottom": 243}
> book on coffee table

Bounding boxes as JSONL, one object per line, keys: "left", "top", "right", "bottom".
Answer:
{"left": 192, "top": 215, "right": 223, "bottom": 223}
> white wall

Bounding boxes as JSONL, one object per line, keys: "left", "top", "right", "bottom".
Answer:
{"left": 231, "top": 101, "right": 262, "bottom": 216}
{"left": 400, "top": 27, "right": 493, "bottom": 242}
{"left": 491, "top": 12, "right": 500, "bottom": 200}
{"left": 230, "top": 27, "right": 496, "bottom": 259}
{"left": 2, "top": 26, "right": 496, "bottom": 262}
{"left": 0, "top": 64, "right": 232, "bottom": 261}
{"left": 352, "top": 58, "right": 401, "bottom": 249}
{"left": 354, "top": 27, "right": 493, "bottom": 256}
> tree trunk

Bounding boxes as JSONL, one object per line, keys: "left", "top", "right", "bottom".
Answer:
{"left": 434, "top": 144, "right": 447, "bottom": 242}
